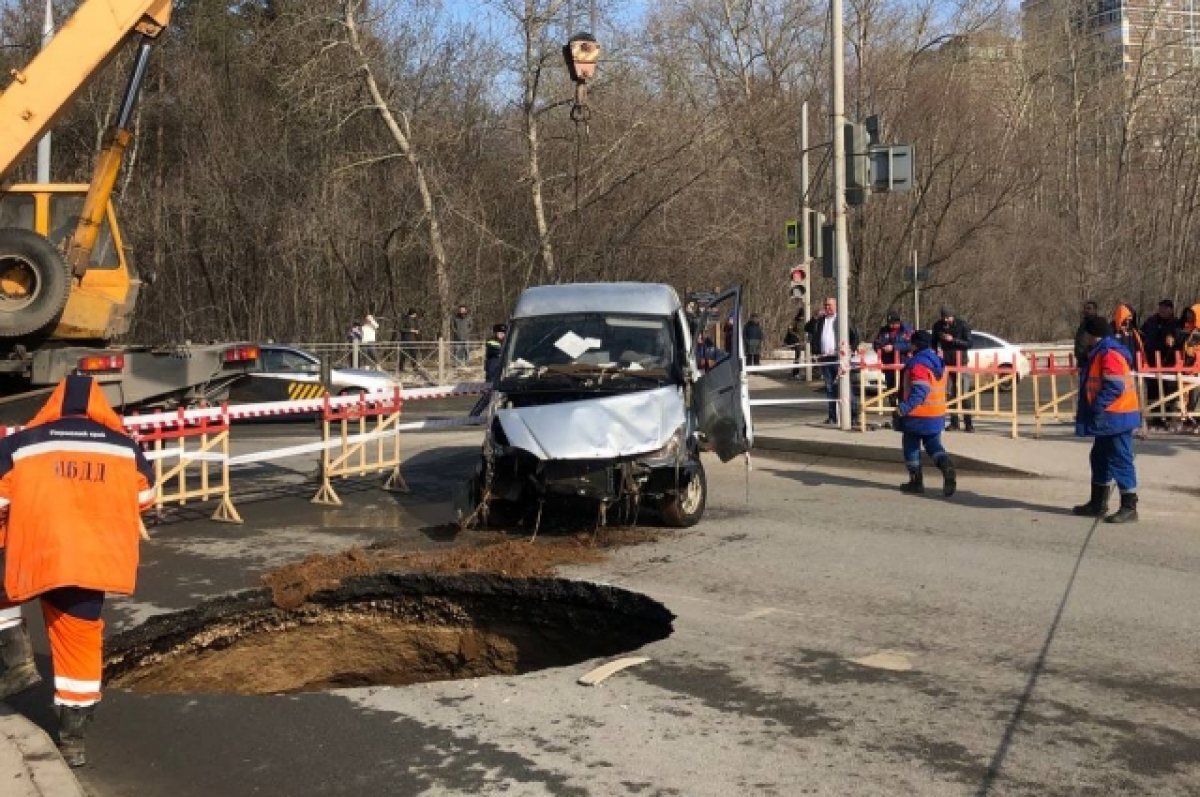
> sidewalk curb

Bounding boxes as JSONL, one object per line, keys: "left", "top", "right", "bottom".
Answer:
{"left": 753, "top": 435, "right": 1043, "bottom": 478}
{"left": 0, "top": 706, "right": 84, "bottom": 797}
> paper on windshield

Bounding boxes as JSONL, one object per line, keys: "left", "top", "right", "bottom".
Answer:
{"left": 554, "top": 331, "right": 602, "bottom": 359}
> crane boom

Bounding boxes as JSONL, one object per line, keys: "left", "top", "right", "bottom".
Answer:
{"left": 0, "top": 0, "right": 171, "bottom": 183}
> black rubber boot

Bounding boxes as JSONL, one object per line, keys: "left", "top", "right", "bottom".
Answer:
{"left": 1105, "top": 492, "right": 1139, "bottom": 524}
{"left": 964, "top": 418, "right": 975, "bottom": 433}
{"left": 0, "top": 622, "right": 42, "bottom": 700}
{"left": 1072, "top": 484, "right": 1110, "bottom": 517}
{"left": 900, "top": 469, "right": 924, "bottom": 494}
{"left": 58, "top": 705, "right": 95, "bottom": 768}
{"left": 936, "top": 454, "right": 957, "bottom": 497}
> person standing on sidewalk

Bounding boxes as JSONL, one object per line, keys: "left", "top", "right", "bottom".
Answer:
{"left": 1141, "top": 300, "right": 1178, "bottom": 428}
{"left": 0, "top": 375, "right": 155, "bottom": 767}
{"left": 484, "top": 324, "right": 506, "bottom": 383}
{"left": 743, "top": 313, "right": 765, "bottom": 366}
{"left": 1074, "top": 300, "right": 1101, "bottom": 365}
{"left": 872, "top": 310, "right": 913, "bottom": 400}
{"left": 932, "top": 306, "right": 975, "bottom": 432}
{"left": 1072, "top": 315, "right": 1141, "bottom": 523}
{"left": 805, "top": 297, "right": 859, "bottom": 424}
{"left": 398, "top": 308, "right": 420, "bottom": 372}
{"left": 894, "top": 330, "right": 957, "bottom": 496}
{"left": 452, "top": 305, "right": 472, "bottom": 368}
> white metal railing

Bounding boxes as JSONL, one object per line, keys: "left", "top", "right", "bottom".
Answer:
{"left": 296, "top": 339, "right": 487, "bottom": 385}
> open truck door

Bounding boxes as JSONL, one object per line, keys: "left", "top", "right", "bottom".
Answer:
{"left": 693, "top": 287, "right": 753, "bottom": 461}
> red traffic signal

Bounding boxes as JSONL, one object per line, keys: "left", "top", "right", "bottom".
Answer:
{"left": 789, "top": 267, "right": 806, "bottom": 284}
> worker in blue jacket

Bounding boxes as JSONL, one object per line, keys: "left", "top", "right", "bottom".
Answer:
{"left": 894, "top": 331, "right": 956, "bottom": 497}
{"left": 1072, "top": 315, "right": 1141, "bottom": 523}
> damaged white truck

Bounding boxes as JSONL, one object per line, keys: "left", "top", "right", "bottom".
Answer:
{"left": 464, "top": 283, "right": 752, "bottom": 528}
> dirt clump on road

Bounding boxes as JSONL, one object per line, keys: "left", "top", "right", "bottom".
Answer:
{"left": 263, "top": 527, "right": 664, "bottom": 610}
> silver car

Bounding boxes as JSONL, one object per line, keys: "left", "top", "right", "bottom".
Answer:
{"left": 464, "top": 282, "right": 752, "bottom": 528}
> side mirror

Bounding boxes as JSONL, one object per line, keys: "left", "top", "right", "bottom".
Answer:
{"left": 141, "top": 269, "right": 158, "bottom": 286}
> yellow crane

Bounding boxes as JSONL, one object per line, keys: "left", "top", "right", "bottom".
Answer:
{"left": 0, "top": 2, "right": 258, "bottom": 417}
{"left": 0, "top": 0, "right": 170, "bottom": 342}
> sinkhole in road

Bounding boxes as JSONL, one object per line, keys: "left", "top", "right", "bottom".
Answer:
{"left": 105, "top": 573, "right": 674, "bottom": 695}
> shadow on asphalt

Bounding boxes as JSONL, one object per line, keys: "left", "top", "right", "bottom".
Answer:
{"left": 975, "top": 518, "right": 1102, "bottom": 795}
{"left": 768, "top": 467, "right": 1071, "bottom": 514}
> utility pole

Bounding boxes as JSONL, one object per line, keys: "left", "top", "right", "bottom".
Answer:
{"left": 35, "top": 0, "right": 53, "bottom": 183}
{"left": 912, "top": 249, "right": 920, "bottom": 329}
{"left": 830, "top": 0, "right": 852, "bottom": 429}
{"left": 799, "top": 101, "right": 813, "bottom": 379}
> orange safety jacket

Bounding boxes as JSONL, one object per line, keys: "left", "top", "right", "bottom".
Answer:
{"left": 0, "top": 375, "right": 154, "bottom": 602}
{"left": 1084, "top": 355, "right": 1138, "bottom": 412}
{"left": 903, "top": 367, "right": 948, "bottom": 418}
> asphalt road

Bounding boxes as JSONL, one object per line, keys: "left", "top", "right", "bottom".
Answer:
{"left": 8, "top": 425, "right": 1200, "bottom": 796}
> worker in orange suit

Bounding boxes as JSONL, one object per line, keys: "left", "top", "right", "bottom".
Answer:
{"left": 0, "top": 374, "right": 155, "bottom": 768}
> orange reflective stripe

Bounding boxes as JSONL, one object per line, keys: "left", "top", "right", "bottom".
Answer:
{"left": 907, "top": 372, "right": 947, "bottom": 418}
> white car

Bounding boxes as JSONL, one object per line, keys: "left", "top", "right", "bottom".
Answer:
{"left": 854, "top": 331, "right": 1031, "bottom": 393}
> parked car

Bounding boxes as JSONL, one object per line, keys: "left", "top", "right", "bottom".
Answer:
{"left": 853, "top": 331, "right": 1031, "bottom": 393}
{"left": 228, "top": 344, "right": 400, "bottom": 405}
{"left": 965, "top": 332, "right": 1032, "bottom": 381}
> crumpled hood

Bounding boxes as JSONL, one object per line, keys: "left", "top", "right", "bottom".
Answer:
{"left": 26, "top": 374, "right": 125, "bottom": 432}
{"left": 496, "top": 386, "right": 686, "bottom": 461}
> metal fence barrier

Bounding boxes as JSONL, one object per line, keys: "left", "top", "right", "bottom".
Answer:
{"left": 137, "top": 407, "right": 241, "bottom": 524}
{"left": 857, "top": 354, "right": 1019, "bottom": 437}
{"left": 312, "top": 389, "right": 408, "bottom": 506}
{"left": 299, "top": 340, "right": 486, "bottom": 385}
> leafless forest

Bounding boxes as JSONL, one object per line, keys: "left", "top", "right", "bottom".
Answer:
{"left": 3, "top": 0, "right": 1198, "bottom": 346}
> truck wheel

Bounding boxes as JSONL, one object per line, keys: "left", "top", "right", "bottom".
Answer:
{"left": 0, "top": 228, "right": 72, "bottom": 339}
{"left": 660, "top": 458, "right": 706, "bottom": 528}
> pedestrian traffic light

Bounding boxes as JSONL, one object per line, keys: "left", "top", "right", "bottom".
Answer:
{"left": 844, "top": 121, "right": 870, "bottom": 206}
{"left": 785, "top": 219, "right": 799, "bottom": 249}
{"left": 789, "top": 266, "right": 807, "bottom": 299}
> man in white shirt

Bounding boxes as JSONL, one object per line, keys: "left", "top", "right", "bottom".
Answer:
{"left": 805, "top": 297, "right": 860, "bottom": 423}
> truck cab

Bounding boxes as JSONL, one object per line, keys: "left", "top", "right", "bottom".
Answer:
{"left": 467, "top": 282, "right": 752, "bottom": 528}
{"left": 0, "top": 184, "right": 139, "bottom": 343}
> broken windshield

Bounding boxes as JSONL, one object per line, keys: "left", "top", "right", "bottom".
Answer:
{"left": 502, "top": 313, "right": 677, "bottom": 381}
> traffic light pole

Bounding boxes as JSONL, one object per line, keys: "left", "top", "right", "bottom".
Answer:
{"left": 830, "top": 0, "right": 852, "bottom": 430}
{"left": 799, "top": 101, "right": 812, "bottom": 380}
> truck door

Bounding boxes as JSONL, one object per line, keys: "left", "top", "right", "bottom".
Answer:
{"left": 693, "top": 287, "right": 753, "bottom": 461}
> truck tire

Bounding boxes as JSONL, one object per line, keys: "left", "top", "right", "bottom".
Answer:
{"left": 0, "top": 228, "right": 72, "bottom": 339}
{"left": 660, "top": 458, "right": 706, "bottom": 528}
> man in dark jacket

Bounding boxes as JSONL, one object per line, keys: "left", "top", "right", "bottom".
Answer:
{"left": 452, "top": 305, "right": 472, "bottom": 367}
{"left": 931, "top": 307, "right": 974, "bottom": 432}
{"left": 1141, "top": 300, "right": 1178, "bottom": 427}
{"left": 398, "top": 309, "right": 420, "bottom": 372}
{"left": 894, "top": 331, "right": 956, "bottom": 496}
{"left": 873, "top": 310, "right": 913, "bottom": 400}
{"left": 1073, "top": 300, "right": 1101, "bottom": 364}
{"left": 483, "top": 324, "right": 506, "bottom": 383}
{"left": 1072, "top": 315, "right": 1141, "bottom": 523}
{"left": 743, "top": 314, "right": 765, "bottom": 366}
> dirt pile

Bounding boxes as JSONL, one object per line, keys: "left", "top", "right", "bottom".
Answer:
{"left": 262, "top": 527, "right": 664, "bottom": 610}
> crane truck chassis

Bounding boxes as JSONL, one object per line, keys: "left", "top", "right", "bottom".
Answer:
{"left": 0, "top": 1, "right": 259, "bottom": 420}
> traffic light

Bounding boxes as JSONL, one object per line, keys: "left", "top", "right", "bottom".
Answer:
{"left": 807, "top": 210, "right": 825, "bottom": 260}
{"left": 844, "top": 121, "right": 870, "bottom": 206}
{"left": 789, "top": 266, "right": 808, "bottom": 300}
{"left": 785, "top": 219, "right": 799, "bottom": 249}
